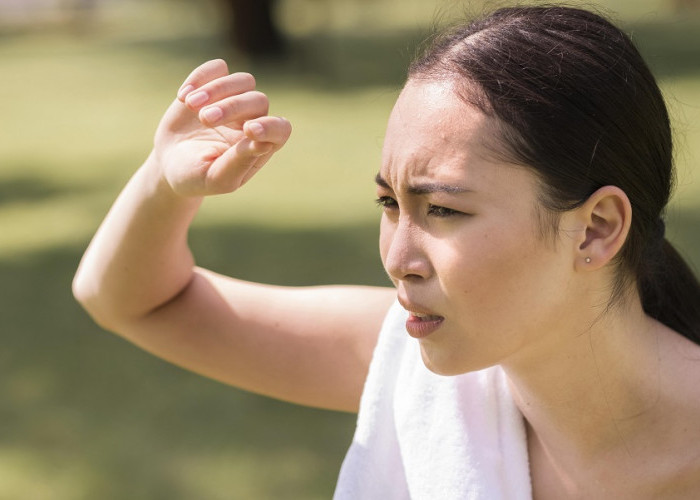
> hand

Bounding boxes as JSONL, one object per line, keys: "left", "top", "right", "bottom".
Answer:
{"left": 153, "top": 59, "right": 292, "bottom": 197}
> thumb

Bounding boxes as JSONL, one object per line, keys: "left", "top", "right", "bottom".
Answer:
{"left": 204, "top": 138, "right": 273, "bottom": 193}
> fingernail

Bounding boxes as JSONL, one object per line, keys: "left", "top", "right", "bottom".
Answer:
{"left": 186, "top": 91, "right": 209, "bottom": 107}
{"left": 177, "top": 84, "right": 194, "bottom": 100}
{"left": 202, "top": 106, "right": 223, "bottom": 124}
{"left": 247, "top": 122, "right": 264, "bottom": 138}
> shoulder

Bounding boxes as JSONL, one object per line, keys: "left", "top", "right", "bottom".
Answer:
{"left": 648, "top": 322, "right": 700, "bottom": 496}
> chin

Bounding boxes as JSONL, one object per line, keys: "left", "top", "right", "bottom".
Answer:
{"left": 419, "top": 346, "right": 491, "bottom": 376}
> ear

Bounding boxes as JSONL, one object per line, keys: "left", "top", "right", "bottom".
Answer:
{"left": 573, "top": 185, "right": 632, "bottom": 271}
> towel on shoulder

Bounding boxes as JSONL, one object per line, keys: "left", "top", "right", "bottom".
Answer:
{"left": 334, "top": 300, "right": 532, "bottom": 500}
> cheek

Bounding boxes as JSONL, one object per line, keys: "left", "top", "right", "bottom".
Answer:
{"left": 442, "top": 226, "right": 541, "bottom": 307}
{"left": 450, "top": 232, "right": 566, "bottom": 337}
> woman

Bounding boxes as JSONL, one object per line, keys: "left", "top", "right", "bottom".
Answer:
{"left": 73, "top": 5, "right": 700, "bottom": 498}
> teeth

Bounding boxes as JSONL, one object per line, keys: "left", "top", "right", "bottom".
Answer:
{"left": 411, "top": 311, "right": 440, "bottom": 320}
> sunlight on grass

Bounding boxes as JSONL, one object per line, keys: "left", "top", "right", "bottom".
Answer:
{"left": 170, "top": 449, "right": 332, "bottom": 500}
{"left": 0, "top": 448, "right": 90, "bottom": 500}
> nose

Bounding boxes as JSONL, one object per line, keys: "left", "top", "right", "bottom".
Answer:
{"left": 381, "top": 217, "right": 432, "bottom": 283}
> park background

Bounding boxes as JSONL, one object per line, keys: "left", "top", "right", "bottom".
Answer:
{"left": 0, "top": 0, "right": 698, "bottom": 498}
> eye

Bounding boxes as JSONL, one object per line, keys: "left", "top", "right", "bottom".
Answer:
{"left": 375, "top": 196, "right": 398, "bottom": 210}
{"left": 427, "top": 204, "right": 461, "bottom": 217}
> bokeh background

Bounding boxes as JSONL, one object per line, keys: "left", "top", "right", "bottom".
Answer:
{"left": 1, "top": 0, "right": 698, "bottom": 498}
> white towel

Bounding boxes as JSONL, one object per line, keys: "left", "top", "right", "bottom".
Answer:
{"left": 334, "top": 301, "right": 532, "bottom": 499}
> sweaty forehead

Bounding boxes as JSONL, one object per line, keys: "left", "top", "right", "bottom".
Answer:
{"left": 381, "top": 80, "right": 502, "bottom": 186}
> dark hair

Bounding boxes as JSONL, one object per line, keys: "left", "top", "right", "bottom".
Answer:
{"left": 409, "top": 5, "right": 700, "bottom": 342}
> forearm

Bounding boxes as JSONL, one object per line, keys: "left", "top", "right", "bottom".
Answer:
{"left": 74, "top": 59, "right": 291, "bottom": 336}
{"left": 73, "top": 153, "right": 202, "bottom": 330}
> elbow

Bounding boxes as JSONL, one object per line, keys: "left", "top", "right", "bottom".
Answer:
{"left": 72, "top": 270, "right": 119, "bottom": 332}
{"left": 71, "top": 269, "right": 90, "bottom": 308}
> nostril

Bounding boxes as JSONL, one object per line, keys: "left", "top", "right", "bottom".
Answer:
{"left": 404, "top": 273, "right": 424, "bottom": 281}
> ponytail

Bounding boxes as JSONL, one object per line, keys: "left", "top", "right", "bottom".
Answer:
{"left": 640, "top": 237, "right": 700, "bottom": 343}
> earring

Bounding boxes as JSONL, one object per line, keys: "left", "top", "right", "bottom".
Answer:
{"left": 585, "top": 257, "right": 591, "bottom": 263}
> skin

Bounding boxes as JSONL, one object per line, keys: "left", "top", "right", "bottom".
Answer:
{"left": 73, "top": 59, "right": 395, "bottom": 412}
{"left": 74, "top": 60, "right": 700, "bottom": 497}
{"left": 377, "top": 80, "right": 700, "bottom": 498}
{"left": 377, "top": 80, "right": 585, "bottom": 376}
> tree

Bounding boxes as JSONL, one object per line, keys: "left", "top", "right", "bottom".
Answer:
{"left": 223, "top": 0, "right": 285, "bottom": 56}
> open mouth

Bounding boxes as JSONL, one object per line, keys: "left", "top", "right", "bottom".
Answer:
{"left": 405, "top": 311, "right": 445, "bottom": 338}
{"left": 410, "top": 312, "right": 443, "bottom": 322}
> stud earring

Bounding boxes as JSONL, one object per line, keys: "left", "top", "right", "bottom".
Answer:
{"left": 585, "top": 257, "right": 591, "bottom": 263}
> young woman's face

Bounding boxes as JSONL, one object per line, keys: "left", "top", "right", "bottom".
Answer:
{"left": 377, "top": 80, "right": 579, "bottom": 375}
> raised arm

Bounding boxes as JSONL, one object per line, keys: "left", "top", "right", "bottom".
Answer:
{"left": 72, "top": 60, "right": 395, "bottom": 412}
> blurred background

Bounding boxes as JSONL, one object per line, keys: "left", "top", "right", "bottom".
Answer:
{"left": 0, "top": 0, "right": 698, "bottom": 498}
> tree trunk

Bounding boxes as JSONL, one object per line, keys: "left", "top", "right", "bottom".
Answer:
{"left": 226, "top": 0, "right": 284, "bottom": 56}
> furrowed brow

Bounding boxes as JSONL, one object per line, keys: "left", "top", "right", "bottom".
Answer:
{"left": 375, "top": 173, "right": 472, "bottom": 195}
{"left": 375, "top": 173, "right": 391, "bottom": 190}
{"left": 407, "top": 183, "right": 471, "bottom": 195}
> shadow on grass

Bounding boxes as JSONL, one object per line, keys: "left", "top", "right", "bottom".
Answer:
{"left": 0, "top": 174, "right": 91, "bottom": 207}
{"left": 188, "top": 221, "right": 388, "bottom": 286}
{"left": 0, "top": 221, "right": 386, "bottom": 500}
{"left": 1, "top": 208, "right": 698, "bottom": 498}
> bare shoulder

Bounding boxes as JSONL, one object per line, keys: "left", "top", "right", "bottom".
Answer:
{"left": 650, "top": 324, "right": 700, "bottom": 496}
{"left": 661, "top": 323, "right": 700, "bottom": 407}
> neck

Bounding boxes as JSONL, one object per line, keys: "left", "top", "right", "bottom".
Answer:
{"left": 502, "top": 295, "right": 663, "bottom": 466}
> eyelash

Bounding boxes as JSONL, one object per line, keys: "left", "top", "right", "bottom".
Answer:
{"left": 375, "top": 196, "right": 397, "bottom": 209}
{"left": 427, "top": 205, "right": 460, "bottom": 217}
{"left": 375, "top": 196, "right": 462, "bottom": 218}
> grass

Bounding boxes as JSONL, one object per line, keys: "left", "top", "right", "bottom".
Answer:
{"left": 0, "top": 0, "right": 699, "bottom": 498}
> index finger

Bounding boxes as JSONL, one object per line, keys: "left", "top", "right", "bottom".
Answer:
{"left": 177, "top": 59, "right": 230, "bottom": 101}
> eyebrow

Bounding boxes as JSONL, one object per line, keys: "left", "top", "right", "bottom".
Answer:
{"left": 374, "top": 173, "right": 471, "bottom": 195}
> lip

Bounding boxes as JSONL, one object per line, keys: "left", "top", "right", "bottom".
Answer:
{"left": 405, "top": 313, "right": 444, "bottom": 338}
{"left": 398, "top": 297, "right": 445, "bottom": 339}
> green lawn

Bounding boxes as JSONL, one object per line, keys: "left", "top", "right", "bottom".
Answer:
{"left": 1, "top": 1, "right": 698, "bottom": 498}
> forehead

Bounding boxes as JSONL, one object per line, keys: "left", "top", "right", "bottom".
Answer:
{"left": 381, "top": 79, "right": 516, "bottom": 189}
{"left": 387, "top": 79, "right": 482, "bottom": 131}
